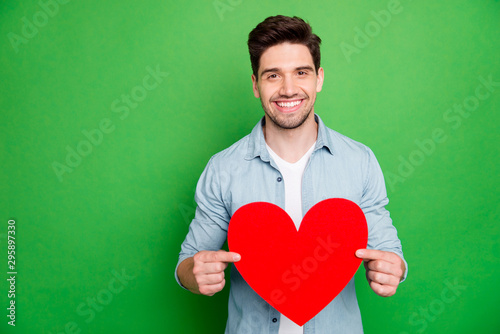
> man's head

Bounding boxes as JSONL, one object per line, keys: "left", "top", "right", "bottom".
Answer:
{"left": 248, "top": 15, "right": 322, "bottom": 79}
{"left": 248, "top": 15, "right": 324, "bottom": 130}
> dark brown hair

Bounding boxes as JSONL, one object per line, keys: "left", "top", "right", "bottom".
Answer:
{"left": 248, "top": 15, "right": 322, "bottom": 79}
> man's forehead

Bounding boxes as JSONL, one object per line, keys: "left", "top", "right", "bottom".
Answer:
{"left": 258, "top": 43, "right": 314, "bottom": 74}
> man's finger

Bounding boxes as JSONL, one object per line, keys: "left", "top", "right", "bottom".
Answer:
{"left": 204, "top": 250, "right": 241, "bottom": 263}
{"left": 366, "top": 270, "right": 400, "bottom": 287}
{"left": 355, "top": 249, "right": 399, "bottom": 264}
{"left": 366, "top": 259, "right": 400, "bottom": 277}
{"left": 196, "top": 272, "right": 226, "bottom": 286}
{"left": 369, "top": 280, "right": 396, "bottom": 297}
{"left": 195, "top": 261, "right": 228, "bottom": 275}
{"left": 199, "top": 279, "right": 226, "bottom": 296}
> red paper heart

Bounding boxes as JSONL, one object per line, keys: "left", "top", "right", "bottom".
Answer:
{"left": 227, "top": 198, "right": 368, "bottom": 326}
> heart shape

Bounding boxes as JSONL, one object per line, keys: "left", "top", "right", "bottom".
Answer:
{"left": 227, "top": 198, "right": 368, "bottom": 326}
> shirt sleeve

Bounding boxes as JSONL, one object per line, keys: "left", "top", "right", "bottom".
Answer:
{"left": 174, "top": 156, "right": 231, "bottom": 289}
{"left": 360, "top": 148, "right": 408, "bottom": 282}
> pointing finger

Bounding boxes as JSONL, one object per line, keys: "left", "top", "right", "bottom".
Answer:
{"left": 203, "top": 250, "right": 241, "bottom": 263}
{"left": 355, "top": 249, "right": 399, "bottom": 264}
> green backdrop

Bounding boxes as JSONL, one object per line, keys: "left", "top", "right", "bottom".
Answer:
{"left": 1, "top": 0, "right": 499, "bottom": 333}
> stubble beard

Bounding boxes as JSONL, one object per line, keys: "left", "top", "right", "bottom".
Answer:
{"left": 260, "top": 98, "right": 315, "bottom": 130}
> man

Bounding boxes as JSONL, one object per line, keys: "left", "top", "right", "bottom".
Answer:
{"left": 176, "top": 15, "right": 407, "bottom": 333}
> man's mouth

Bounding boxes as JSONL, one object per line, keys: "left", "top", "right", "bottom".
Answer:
{"left": 272, "top": 99, "right": 304, "bottom": 113}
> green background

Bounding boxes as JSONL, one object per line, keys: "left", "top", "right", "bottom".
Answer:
{"left": 1, "top": 0, "right": 499, "bottom": 333}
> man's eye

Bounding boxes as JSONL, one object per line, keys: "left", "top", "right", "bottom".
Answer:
{"left": 298, "top": 71, "right": 307, "bottom": 75}
{"left": 268, "top": 74, "right": 278, "bottom": 79}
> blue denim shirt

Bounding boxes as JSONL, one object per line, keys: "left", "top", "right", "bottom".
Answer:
{"left": 176, "top": 114, "right": 407, "bottom": 334}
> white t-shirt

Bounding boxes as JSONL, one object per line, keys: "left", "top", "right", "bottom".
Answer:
{"left": 266, "top": 141, "right": 316, "bottom": 334}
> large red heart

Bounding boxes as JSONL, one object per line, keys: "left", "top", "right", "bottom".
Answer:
{"left": 227, "top": 198, "right": 368, "bottom": 326}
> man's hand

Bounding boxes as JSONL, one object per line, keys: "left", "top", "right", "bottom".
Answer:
{"left": 355, "top": 249, "right": 405, "bottom": 297}
{"left": 177, "top": 250, "right": 241, "bottom": 296}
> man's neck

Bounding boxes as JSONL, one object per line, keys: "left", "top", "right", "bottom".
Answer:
{"left": 263, "top": 112, "right": 318, "bottom": 163}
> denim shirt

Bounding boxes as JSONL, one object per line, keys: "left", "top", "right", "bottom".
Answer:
{"left": 175, "top": 114, "right": 407, "bottom": 334}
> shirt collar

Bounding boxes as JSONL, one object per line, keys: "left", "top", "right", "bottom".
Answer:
{"left": 245, "top": 114, "right": 334, "bottom": 161}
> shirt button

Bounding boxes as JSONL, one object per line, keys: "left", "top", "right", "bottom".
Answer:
{"left": 272, "top": 318, "right": 278, "bottom": 323}
{"left": 277, "top": 177, "right": 282, "bottom": 182}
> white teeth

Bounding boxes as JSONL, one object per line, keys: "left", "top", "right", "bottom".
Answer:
{"left": 277, "top": 100, "right": 301, "bottom": 108}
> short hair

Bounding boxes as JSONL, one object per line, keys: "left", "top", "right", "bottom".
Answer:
{"left": 248, "top": 15, "right": 322, "bottom": 79}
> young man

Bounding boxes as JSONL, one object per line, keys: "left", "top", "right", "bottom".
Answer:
{"left": 176, "top": 15, "right": 407, "bottom": 334}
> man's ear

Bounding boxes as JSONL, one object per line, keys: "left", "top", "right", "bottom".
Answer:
{"left": 316, "top": 67, "right": 324, "bottom": 93}
{"left": 251, "top": 74, "right": 260, "bottom": 98}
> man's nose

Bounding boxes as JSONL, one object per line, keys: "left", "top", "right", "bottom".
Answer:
{"left": 279, "top": 75, "right": 299, "bottom": 97}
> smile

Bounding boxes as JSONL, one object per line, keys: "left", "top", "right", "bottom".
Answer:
{"left": 273, "top": 99, "right": 304, "bottom": 113}
{"left": 277, "top": 100, "right": 301, "bottom": 108}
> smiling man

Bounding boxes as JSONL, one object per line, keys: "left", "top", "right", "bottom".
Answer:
{"left": 176, "top": 15, "right": 407, "bottom": 334}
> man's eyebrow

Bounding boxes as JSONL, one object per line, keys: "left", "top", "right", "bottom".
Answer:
{"left": 260, "top": 67, "right": 280, "bottom": 77}
{"left": 260, "top": 66, "right": 315, "bottom": 77}
{"left": 296, "top": 66, "right": 315, "bottom": 72}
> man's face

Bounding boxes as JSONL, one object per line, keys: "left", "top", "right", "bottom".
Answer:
{"left": 251, "top": 42, "right": 324, "bottom": 130}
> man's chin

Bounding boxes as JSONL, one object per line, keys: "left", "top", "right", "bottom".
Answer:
{"left": 267, "top": 111, "right": 311, "bottom": 130}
